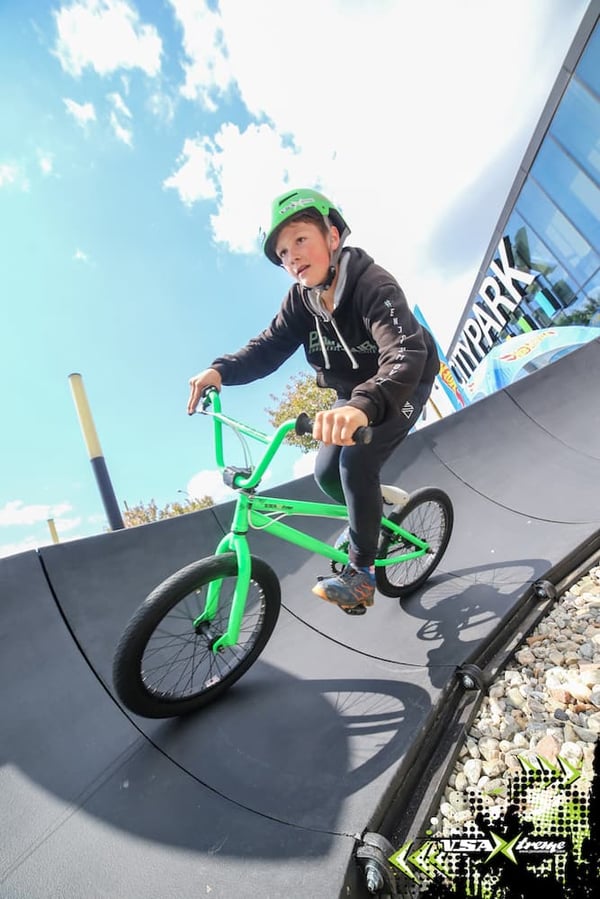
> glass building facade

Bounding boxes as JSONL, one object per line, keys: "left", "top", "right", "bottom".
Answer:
{"left": 447, "top": 9, "right": 600, "bottom": 398}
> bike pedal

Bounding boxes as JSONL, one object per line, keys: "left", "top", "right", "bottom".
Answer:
{"left": 342, "top": 604, "right": 367, "bottom": 616}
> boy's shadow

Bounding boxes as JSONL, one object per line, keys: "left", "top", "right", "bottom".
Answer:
{"left": 398, "top": 558, "right": 550, "bottom": 687}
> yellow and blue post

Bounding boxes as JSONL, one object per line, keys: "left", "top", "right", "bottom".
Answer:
{"left": 68, "top": 373, "right": 124, "bottom": 531}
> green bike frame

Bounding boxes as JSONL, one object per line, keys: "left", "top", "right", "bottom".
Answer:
{"left": 195, "top": 391, "right": 429, "bottom": 652}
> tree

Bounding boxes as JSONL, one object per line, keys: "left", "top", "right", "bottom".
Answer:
{"left": 555, "top": 296, "right": 600, "bottom": 327}
{"left": 265, "top": 371, "right": 336, "bottom": 453}
{"left": 122, "top": 495, "right": 214, "bottom": 527}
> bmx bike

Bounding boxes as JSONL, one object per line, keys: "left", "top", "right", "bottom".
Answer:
{"left": 113, "top": 389, "right": 453, "bottom": 718}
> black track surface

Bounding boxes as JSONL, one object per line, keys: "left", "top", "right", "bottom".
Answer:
{"left": 1, "top": 339, "right": 599, "bottom": 898}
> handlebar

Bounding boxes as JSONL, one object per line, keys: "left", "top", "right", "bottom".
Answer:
{"left": 202, "top": 388, "right": 372, "bottom": 445}
{"left": 294, "top": 412, "right": 373, "bottom": 445}
{"left": 198, "top": 387, "right": 373, "bottom": 490}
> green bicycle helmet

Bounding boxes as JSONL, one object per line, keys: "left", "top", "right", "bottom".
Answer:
{"left": 263, "top": 187, "right": 350, "bottom": 267}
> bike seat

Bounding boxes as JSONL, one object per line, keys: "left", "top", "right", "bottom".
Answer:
{"left": 381, "top": 484, "right": 410, "bottom": 507}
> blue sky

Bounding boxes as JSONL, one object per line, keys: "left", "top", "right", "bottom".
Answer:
{"left": 0, "top": 0, "right": 589, "bottom": 558}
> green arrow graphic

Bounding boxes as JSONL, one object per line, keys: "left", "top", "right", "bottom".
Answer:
{"left": 388, "top": 841, "right": 417, "bottom": 880}
{"left": 557, "top": 755, "right": 582, "bottom": 785}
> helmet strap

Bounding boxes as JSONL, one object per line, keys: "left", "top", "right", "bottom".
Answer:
{"left": 309, "top": 216, "right": 348, "bottom": 292}
{"left": 320, "top": 265, "right": 337, "bottom": 292}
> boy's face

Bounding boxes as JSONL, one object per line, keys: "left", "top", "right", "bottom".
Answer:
{"left": 275, "top": 219, "right": 340, "bottom": 289}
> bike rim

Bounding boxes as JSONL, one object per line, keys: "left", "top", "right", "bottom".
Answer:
{"left": 140, "top": 577, "right": 267, "bottom": 700}
{"left": 384, "top": 499, "right": 447, "bottom": 586}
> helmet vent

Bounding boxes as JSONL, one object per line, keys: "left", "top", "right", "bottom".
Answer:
{"left": 278, "top": 192, "right": 297, "bottom": 207}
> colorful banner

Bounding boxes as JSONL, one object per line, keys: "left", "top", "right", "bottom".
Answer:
{"left": 464, "top": 325, "right": 600, "bottom": 403}
{"left": 413, "top": 304, "right": 469, "bottom": 411}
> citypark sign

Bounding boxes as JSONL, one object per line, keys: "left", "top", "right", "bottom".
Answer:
{"left": 449, "top": 236, "right": 536, "bottom": 383}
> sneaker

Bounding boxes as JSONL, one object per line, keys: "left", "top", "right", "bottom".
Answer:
{"left": 312, "top": 565, "right": 375, "bottom": 612}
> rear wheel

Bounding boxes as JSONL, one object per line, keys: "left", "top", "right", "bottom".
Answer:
{"left": 376, "top": 488, "right": 453, "bottom": 598}
{"left": 113, "top": 553, "right": 281, "bottom": 718}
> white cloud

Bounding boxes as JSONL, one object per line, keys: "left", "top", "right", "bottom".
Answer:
{"left": 64, "top": 97, "right": 96, "bottom": 127}
{"left": 54, "top": 516, "right": 83, "bottom": 533}
{"left": 64, "top": 93, "right": 133, "bottom": 144}
{"left": 37, "top": 151, "right": 54, "bottom": 175}
{"left": 187, "top": 469, "right": 235, "bottom": 505}
{"left": 208, "top": 125, "right": 312, "bottom": 253}
{"left": 186, "top": 467, "right": 272, "bottom": 505}
{"left": 109, "top": 110, "right": 133, "bottom": 146}
{"left": 54, "top": 0, "right": 162, "bottom": 78}
{"left": 0, "top": 536, "right": 40, "bottom": 559}
{"left": 0, "top": 500, "right": 73, "bottom": 527}
{"left": 0, "top": 162, "right": 29, "bottom": 191}
{"left": 0, "top": 515, "right": 83, "bottom": 559}
{"left": 163, "top": 135, "right": 218, "bottom": 206}
{"left": 0, "top": 163, "right": 20, "bottom": 187}
{"left": 163, "top": 122, "right": 311, "bottom": 250}
{"left": 87, "top": 513, "right": 108, "bottom": 525}
{"left": 165, "top": 0, "right": 588, "bottom": 348}
{"left": 293, "top": 452, "right": 316, "bottom": 479}
{"left": 73, "top": 248, "right": 90, "bottom": 262}
{"left": 147, "top": 90, "right": 176, "bottom": 125}
{"left": 107, "top": 92, "right": 134, "bottom": 144}
{"left": 107, "top": 91, "right": 132, "bottom": 118}
{"left": 168, "top": 0, "right": 232, "bottom": 110}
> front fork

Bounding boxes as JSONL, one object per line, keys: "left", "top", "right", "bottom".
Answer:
{"left": 193, "top": 496, "right": 253, "bottom": 653}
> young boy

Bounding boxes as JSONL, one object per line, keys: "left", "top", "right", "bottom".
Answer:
{"left": 187, "top": 188, "right": 439, "bottom": 613}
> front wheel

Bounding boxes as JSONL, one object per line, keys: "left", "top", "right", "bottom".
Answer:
{"left": 376, "top": 487, "right": 453, "bottom": 598}
{"left": 112, "top": 553, "right": 281, "bottom": 718}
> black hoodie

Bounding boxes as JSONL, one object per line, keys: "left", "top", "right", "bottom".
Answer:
{"left": 211, "top": 247, "right": 439, "bottom": 426}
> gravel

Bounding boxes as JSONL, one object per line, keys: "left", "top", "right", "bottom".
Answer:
{"left": 430, "top": 563, "right": 600, "bottom": 834}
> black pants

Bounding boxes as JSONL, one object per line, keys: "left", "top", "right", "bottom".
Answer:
{"left": 313, "top": 382, "right": 432, "bottom": 568}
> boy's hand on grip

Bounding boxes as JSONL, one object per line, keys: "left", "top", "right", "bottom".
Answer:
{"left": 314, "top": 406, "right": 370, "bottom": 446}
{"left": 187, "top": 368, "right": 222, "bottom": 415}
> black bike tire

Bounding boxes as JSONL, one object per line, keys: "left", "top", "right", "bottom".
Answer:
{"left": 375, "top": 487, "right": 453, "bottom": 598}
{"left": 112, "top": 553, "right": 281, "bottom": 718}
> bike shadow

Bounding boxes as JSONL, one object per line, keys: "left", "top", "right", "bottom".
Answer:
{"left": 120, "top": 660, "right": 434, "bottom": 852}
{"left": 397, "top": 558, "right": 551, "bottom": 688}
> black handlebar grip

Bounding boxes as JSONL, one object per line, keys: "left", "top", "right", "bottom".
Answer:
{"left": 294, "top": 412, "right": 314, "bottom": 436}
{"left": 352, "top": 426, "right": 373, "bottom": 445}
{"left": 200, "top": 385, "right": 218, "bottom": 411}
{"left": 295, "top": 412, "right": 373, "bottom": 445}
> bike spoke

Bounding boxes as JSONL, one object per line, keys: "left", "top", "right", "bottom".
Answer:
{"left": 140, "top": 577, "right": 268, "bottom": 700}
{"left": 381, "top": 496, "right": 450, "bottom": 592}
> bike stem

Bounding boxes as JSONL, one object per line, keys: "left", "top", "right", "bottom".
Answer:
{"left": 202, "top": 388, "right": 298, "bottom": 491}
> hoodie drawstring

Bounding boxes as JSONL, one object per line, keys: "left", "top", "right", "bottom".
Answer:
{"left": 315, "top": 316, "right": 331, "bottom": 369}
{"left": 331, "top": 317, "right": 359, "bottom": 369}
{"left": 314, "top": 315, "right": 359, "bottom": 371}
